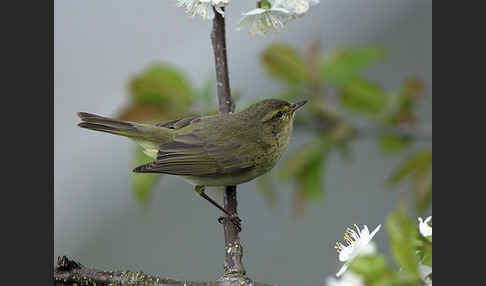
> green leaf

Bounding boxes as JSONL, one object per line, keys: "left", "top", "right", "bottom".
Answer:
{"left": 279, "top": 140, "right": 327, "bottom": 179}
{"left": 390, "top": 150, "right": 432, "bottom": 184}
{"left": 375, "top": 272, "right": 421, "bottom": 286}
{"left": 348, "top": 254, "right": 389, "bottom": 283}
{"left": 321, "top": 47, "right": 385, "bottom": 85}
{"left": 386, "top": 206, "right": 419, "bottom": 277}
{"left": 261, "top": 43, "right": 306, "bottom": 85}
{"left": 339, "top": 79, "right": 388, "bottom": 115}
{"left": 132, "top": 146, "right": 161, "bottom": 206}
{"left": 415, "top": 230, "right": 432, "bottom": 267}
{"left": 130, "top": 63, "right": 192, "bottom": 109}
{"left": 379, "top": 135, "right": 411, "bottom": 154}
{"left": 280, "top": 137, "right": 330, "bottom": 201}
{"left": 421, "top": 242, "right": 432, "bottom": 267}
{"left": 296, "top": 154, "right": 326, "bottom": 200}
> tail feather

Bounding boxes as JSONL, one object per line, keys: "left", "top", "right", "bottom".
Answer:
{"left": 77, "top": 112, "right": 139, "bottom": 137}
{"left": 77, "top": 112, "right": 170, "bottom": 143}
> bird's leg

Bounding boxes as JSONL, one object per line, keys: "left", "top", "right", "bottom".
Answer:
{"left": 195, "top": 185, "right": 242, "bottom": 232}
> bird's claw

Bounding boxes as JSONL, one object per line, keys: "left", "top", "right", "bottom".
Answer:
{"left": 218, "top": 215, "right": 242, "bottom": 232}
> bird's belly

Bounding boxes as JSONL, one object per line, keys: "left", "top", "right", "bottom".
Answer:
{"left": 181, "top": 167, "right": 270, "bottom": 187}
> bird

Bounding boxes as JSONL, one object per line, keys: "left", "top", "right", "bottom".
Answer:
{"left": 77, "top": 98, "right": 307, "bottom": 230}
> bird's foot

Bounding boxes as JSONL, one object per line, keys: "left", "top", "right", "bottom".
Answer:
{"left": 218, "top": 215, "right": 242, "bottom": 232}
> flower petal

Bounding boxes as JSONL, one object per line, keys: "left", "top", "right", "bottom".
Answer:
{"left": 338, "top": 245, "right": 353, "bottom": 262}
{"left": 369, "top": 224, "right": 381, "bottom": 240}
{"left": 418, "top": 216, "right": 432, "bottom": 237}
{"left": 270, "top": 7, "right": 290, "bottom": 13}
{"left": 336, "top": 263, "right": 349, "bottom": 277}
{"left": 360, "top": 225, "right": 370, "bottom": 238}
{"left": 356, "top": 241, "right": 376, "bottom": 256}
{"left": 327, "top": 272, "right": 365, "bottom": 286}
{"left": 242, "top": 8, "right": 267, "bottom": 15}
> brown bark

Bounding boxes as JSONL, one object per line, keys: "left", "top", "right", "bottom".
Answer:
{"left": 210, "top": 9, "right": 246, "bottom": 279}
{"left": 54, "top": 256, "right": 270, "bottom": 286}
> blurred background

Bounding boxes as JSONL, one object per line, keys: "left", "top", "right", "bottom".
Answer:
{"left": 54, "top": 0, "right": 432, "bottom": 285}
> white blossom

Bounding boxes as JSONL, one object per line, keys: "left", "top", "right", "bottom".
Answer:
{"left": 334, "top": 224, "right": 381, "bottom": 277}
{"left": 236, "top": 4, "right": 292, "bottom": 36}
{"left": 418, "top": 216, "right": 432, "bottom": 237}
{"left": 175, "top": 0, "right": 228, "bottom": 21}
{"left": 236, "top": 0, "right": 319, "bottom": 35}
{"left": 326, "top": 272, "right": 365, "bottom": 286}
{"left": 276, "top": 0, "right": 319, "bottom": 16}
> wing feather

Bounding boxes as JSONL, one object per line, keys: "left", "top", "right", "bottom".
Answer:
{"left": 133, "top": 132, "right": 255, "bottom": 176}
{"left": 155, "top": 116, "right": 200, "bottom": 129}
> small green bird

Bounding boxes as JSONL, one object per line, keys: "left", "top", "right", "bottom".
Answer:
{"left": 78, "top": 98, "right": 307, "bottom": 229}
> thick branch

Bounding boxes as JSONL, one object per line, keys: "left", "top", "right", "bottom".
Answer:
{"left": 210, "top": 9, "right": 246, "bottom": 279}
{"left": 54, "top": 256, "right": 271, "bottom": 286}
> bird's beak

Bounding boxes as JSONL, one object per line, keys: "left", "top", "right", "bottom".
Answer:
{"left": 291, "top": 100, "right": 308, "bottom": 112}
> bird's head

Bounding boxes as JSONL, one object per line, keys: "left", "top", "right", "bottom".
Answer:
{"left": 241, "top": 98, "right": 307, "bottom": 141}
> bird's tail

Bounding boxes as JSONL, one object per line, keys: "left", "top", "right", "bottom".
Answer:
{"left": 77, "top": 112, "right": 170, "bottom": 144}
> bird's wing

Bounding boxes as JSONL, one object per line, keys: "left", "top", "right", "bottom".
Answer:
{"left": 155, "top": 116, "right": 200, "bottom": 129}
{"left": 132, "top": 133, "right": 255, "bottom": 176}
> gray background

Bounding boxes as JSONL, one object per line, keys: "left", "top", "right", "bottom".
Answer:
{"left": 54, "top": 0, "right": 432, "bottom": 285}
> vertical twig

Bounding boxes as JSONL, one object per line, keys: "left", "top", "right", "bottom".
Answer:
{"left": 210, "top": 9, "right": 246, "bottom": 278}
{"left": 211, "top": 11, "right": 235, "bottom": 115}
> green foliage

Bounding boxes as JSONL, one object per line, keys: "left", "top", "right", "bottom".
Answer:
{"left": 421, "top": 240, "right": 432, "bottom": 267}
{"left": 280, "top": 139, "right": 326, "bottom": 179}
{"left": 415, "top": 224, "right": 432, "bottom": 267}
{"left": 389, "top": 150, "right": 432, "bottom": 215}
{"left": 349, "top": 254, "right": 421, "bottom": 286}
{"left": 297, "top": 152, "right": 327, "bottom": 200}
{"left": 320, "top": 47, "right": 385, "bottom": 85}
{"left": 280, "top": 136, "right": 330, "bottom": 200}
{"left": 374, "top": 272, "right": 420, "bottom": 286}
{"left": 132, "top": 146, "right": 161, "bottom": 206}
{"left": 339, "top": 79, "right": 388, "bottom": 115}
{"left": 130, "top": 63, "right": 193, "bottom": 109}
{"left": 261, "top": 43, "right": 307, "bottom": 85}
{"left": 379, "top": 135, "right": 411, "bottom": 154}
{"left": 386, "top": 206, "right": 419, "bottom": 277}
{"left": 349, "top": 254, "right": 389, "bottom": 283}
{"left": 386, "top": 78, "right": 424, "bottom": 126}
{"left": 390, "top": 150, "right": 432, "bottom": 184}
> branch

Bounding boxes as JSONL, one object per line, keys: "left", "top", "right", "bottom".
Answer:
{"left": 211, "top": 9, "right": 234, "bottom": 115}
{"left": 54, "top": 256, "right": 272, "bottom": 286}
{"left": 210, "top": 9, "right": 247, "bottom": 280}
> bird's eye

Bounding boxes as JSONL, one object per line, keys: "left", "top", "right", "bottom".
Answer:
{"left": 276, "top": 111, "right": 283, "bottom": 118}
